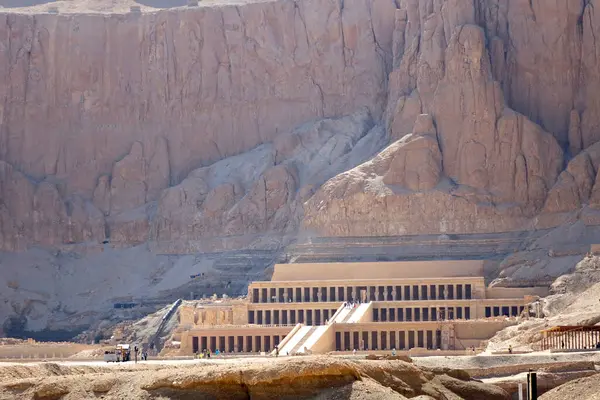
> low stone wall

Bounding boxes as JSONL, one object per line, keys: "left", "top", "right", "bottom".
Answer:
{"left": 329, "top": 349, "right": 473, "bottom": 357}
{"left": 0, "top": 343, "right": 99, "bottom": 360}
{"left": 466, "top": 361, "right": 597, "bottom": 379}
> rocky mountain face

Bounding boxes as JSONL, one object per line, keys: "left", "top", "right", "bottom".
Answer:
{"left": 2, "top": 0, "right": 600, "bottom": 334}
{"left": 304, "top": 0, "right": 600, "bottom": 236}
{"left": 3, "top": 0, "right": 600, "bottom": 253}
{"left": 0, "top": 0, "right": 392, "bottom": 252}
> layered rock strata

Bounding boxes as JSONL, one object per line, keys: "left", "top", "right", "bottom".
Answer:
{"left": 304, "top": 6, "right": 565, "bottom": 236}
{"left": 4, "top": 0, "right": 600, "bottom": 249}
{"left": 0, "top": 0, "right": 395, "bottom": 251}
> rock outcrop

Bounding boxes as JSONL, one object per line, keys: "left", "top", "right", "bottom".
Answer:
{"left": 0, "top": 357, "right": 510, "bottom": 400}
{"left": 5, "top": 0, "right": 600, "bottom": 250}
{"left": 304, "top": 4, "right": 564, "bottom": 236}
{"left": 0, "top": 0, "right": 396, "bottom": 251}
{"left": 150, "top": 109, "right": 386, "bottom": 253}
{"left": 0, "top": 0, "right": 392, "bottom": 196}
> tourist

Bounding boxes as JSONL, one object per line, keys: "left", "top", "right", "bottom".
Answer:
{"left": 392, "top": 348, "right": 396, "bottom": 356}
{"left": 353, "top": 349, "right": 356, "bottom": 355}
{"left": 215, "top": 349, "right": 220, "bottom": 356}
{"left": 508, "top": 345, "right": 513, "bottom": 354}
{"left": 562, "top": 341, "right": 565, "bottom": 349}
{"left": 275, "top": 346, "right": 279, "bottom": 357}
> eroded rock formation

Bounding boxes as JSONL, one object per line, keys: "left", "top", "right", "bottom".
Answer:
{"left": 304, "top": 3, "right": 566, "bottom": 236}
{"left": 150, "top": 109, "right": 385, "bottom": 253}
{"left": 1, "top": 1, "right": 600, "bottom": 265}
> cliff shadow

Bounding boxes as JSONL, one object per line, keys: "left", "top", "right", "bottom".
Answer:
{"left": 134, "top": 0, "right": 188, "bottom": 8}
{"left": 0, "top": 0, "right": 55, "bottom": 7}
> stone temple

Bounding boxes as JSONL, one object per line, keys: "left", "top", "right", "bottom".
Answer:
{"left": 176, "top": 261, "right": 547, "bottom": 356}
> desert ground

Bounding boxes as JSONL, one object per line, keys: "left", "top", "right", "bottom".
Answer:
{"left": 0, "top": 351, "right": 599, "bottom": 399}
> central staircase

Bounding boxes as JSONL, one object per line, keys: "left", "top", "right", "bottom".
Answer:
{"left": 290, "top": 326, "right": 318, "bottom": 354}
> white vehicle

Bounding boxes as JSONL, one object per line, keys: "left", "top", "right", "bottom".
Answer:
{"left": 104, "top": 343, "right": 133, "bottom": 362}
{"left": 103, "top": 350, "right": 118, "bottom": 362}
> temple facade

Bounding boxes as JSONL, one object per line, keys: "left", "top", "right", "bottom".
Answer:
{"left": 177, "top": 261, "right": 547, "bottom": 356}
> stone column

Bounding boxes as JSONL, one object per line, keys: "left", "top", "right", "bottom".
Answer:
{"left": 384, "top": 331, "right": 389, "bottom": 350}
{"left": 352, "top": 287, "right": 357, "bottom": 302}
{"left": 317, "top": 288, "right": 322, "bottom": 302}
{"left": 391, "top": 288, "right": 397, "bottom": 301}
{"left": 383, "top": 287, "right": 389, "bottom": 301}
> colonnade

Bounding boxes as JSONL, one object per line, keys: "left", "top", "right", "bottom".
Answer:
{"left": 335, "top": 329, "right": 448, "bottom": 351}
{"left": 192, "top": 334, "right": 283, "bottom": 354}
{"left": 373, "top": 306, "right": 471, "bottom": 322}
{"left": 251, "top": 283, "right": 473, "bottom": 303}
{"left": 248, "top": 308, "right": 337, "bottom": 326}
{"left": 541, "top": 328, "right": 600, "bottom": 350}
{"left": 484, "top": 305, "right": 525, "bottom": 318}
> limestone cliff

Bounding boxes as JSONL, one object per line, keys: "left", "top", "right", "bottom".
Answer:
{"left": 0, "top": 0, "right": 394, "bottom": 251}
{"left": 4, "top": 0, "right": 600, "bottom": 334}
{"left": 303, "top": 0, "right": 600, "bottom": 236}
{"left": 4, "top": 0, "right": 600, "bottom": 250}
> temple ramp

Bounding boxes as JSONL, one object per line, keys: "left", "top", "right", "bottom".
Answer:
{"left": 279, "top": 325, "right": 312, "bottom": 356}
{"left": 298, "top": 325, "right": 333, "bottom": 354}
{"left": 332, "top": 305, "right": 352, "bottom": 323}
{"left": 290, "top": 326, "right": 318, "bottom": 354}
{"left": 346, "top": 302, "right": 372, "bottom": 323}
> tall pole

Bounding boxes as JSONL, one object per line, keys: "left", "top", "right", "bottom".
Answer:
{"left": 527, "top": 370, "right": 538, "bottom": 400}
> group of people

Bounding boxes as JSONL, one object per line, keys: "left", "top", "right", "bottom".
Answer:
{"left": 342, "top": 301, "right": 360, "bottom": 309}
{"left": 196, "top": 348, "right": 230, "bottom": 359}
{"left": 196, "top": 349, "right": 212, "bottom": 359}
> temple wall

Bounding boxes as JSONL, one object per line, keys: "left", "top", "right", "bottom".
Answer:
{"left": 271, "top": 261, "right": 484, "bottom": 281}
{"left": 454, "top": 321, "right": 513, "bottom": 340}
{"left": 486, "top": 287, "right": 549, "bottom": 299}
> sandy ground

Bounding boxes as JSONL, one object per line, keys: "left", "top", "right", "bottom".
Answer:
{"left": 540, "top": 373, "right": 600, "bottom": 400}
{"left": 0, "top": 349, "right": 598, "bottom": 398}
{"left": 412, "top": 350, "right": 600, "bottom": 370}
{"left": 0, "top": 355, "right": 511, "bottom": 400}
{"left": 2, "top": 349, "right": 599, "bottom": 370}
